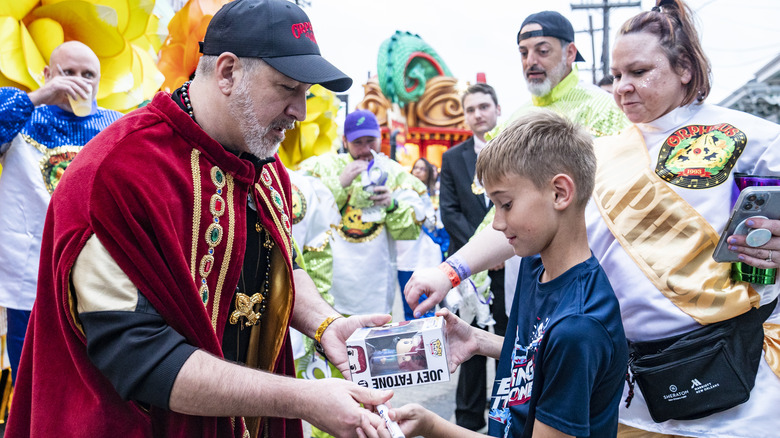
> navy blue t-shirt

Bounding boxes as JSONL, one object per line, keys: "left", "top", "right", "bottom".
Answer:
{"left": 488, "top": 254, "right": 627, "bottom": 438}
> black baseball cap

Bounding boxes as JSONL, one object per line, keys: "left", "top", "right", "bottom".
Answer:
{"left": 199, "top": 0, "right": 352, "bottom": 92}
{"left": 517, "top": 11, "right": 586, "bottom": 63}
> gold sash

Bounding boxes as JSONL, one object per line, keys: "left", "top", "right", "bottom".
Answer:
{"left": 593, "top": 126, "right": 780, "bottom": 376}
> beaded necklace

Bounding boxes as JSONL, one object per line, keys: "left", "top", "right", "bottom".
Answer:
{"left": 179, "top": 81, "right": 195, "bottom": 122}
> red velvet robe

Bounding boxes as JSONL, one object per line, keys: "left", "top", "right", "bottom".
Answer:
{"left": 6, "top": 92, "right": 301, "bottom": 437}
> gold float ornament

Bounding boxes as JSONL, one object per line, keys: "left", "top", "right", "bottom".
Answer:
{"left": 0, "top": 0, "right": 171, "bottom": 113}
{"left": 278, "top": 84, "right": 341, "bottom": 169}
{"left": 157, "top": 0, "right": 230, "bottom": 93}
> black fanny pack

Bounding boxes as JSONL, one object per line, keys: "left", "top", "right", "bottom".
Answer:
{"left": 627, "top": 298, "right": 776, "bottom": 423}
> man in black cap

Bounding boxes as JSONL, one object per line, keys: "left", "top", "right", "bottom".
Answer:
{"left": 6, "top": 1, "right": 393, "bottom": 437}
{"left": 502, "top": 10, "right": 628, "bottom": 138}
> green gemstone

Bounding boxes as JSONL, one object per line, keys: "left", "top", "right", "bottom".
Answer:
{"left": 215, "top": 170, "right": 224, "bottom": 184}
{"left": 201, "top": 286, "right": 209, "bottom": 303}
{"left": 210, "top": 227, "right": 220, "bottom": 243}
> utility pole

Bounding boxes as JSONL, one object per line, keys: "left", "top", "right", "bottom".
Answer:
{"left": 575, "top": 14, "right": 600, "bottom": 84}
{"left": 571, "top": 0, "right": 640, "bottom": 79}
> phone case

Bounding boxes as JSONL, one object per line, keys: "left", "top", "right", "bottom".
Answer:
{"left": 713, "top": 186, "right": 780, "bottom": 263}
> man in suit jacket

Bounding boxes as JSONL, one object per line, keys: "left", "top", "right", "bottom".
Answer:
{"left": 439, "top": 82, "right": 506, "bottom": 432}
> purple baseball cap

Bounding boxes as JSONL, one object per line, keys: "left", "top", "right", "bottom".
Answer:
{"left": 344, "top": 110, "right": 381, "bottom": 142}
{"left": 199, "top": 0, "right": 352, "bottom": 92}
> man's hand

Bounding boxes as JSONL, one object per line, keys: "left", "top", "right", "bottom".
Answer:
{"left": 340, "top": 160, "right": 369, "bottom": 187}
{"left": 403, "top": 267, "right": 452, "bottom": 318}
{"left": 302, "top": 378, "right": 392, "bottom": 438}
{"left": 28, "top": 74, "right": 92, "bottom": 108}
{"left": 435, "top": 309, "right": 479, "bottom": 372}
{"left": 368, "top": 185, "right": 392, "bottom": 208}
{"left": 319, "top": 313, "right": 393, "bottom": 379}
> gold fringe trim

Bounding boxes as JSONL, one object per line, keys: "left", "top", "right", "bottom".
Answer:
{"left": 189, "top": 150, "right": 201, "bottom": 282}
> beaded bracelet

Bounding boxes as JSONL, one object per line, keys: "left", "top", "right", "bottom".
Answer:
{"left": 438, "top": 262, "right": 461, "bottom": 287}
{"left": 314, "top": 315, "right": 343, "bottom": 343}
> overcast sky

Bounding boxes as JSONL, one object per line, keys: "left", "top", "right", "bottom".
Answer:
{"left": 305, "top": 0, "right": 779, "bottom": 122}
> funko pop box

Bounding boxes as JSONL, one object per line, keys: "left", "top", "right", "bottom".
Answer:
{"left": 346, "top": 316, "right": 450, "bottom": 389}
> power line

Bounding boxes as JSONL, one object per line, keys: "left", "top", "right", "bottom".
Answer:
{"left": 570, "top": 0, "right": 641, "bottom": 81}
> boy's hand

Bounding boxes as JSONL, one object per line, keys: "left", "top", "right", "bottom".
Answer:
{"left": 404, "top": 267, "right": 452, "bottom": 317}
{"left": 435, "top": 309, "right": 479, "bottom": 372}
{"left": 384, "top": 403, "right": 434, "bottom": 438}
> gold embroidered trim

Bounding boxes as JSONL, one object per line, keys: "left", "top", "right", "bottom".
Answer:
{"left": 268, "top": 165, "right": 287, "bottom": 201}
{"left": 256, "top": 183, "right": 292, "bottom": 257}
{"left": 211, "top": 174, "right": 235, "bottom": 329}
{"left": 190, "top": 150, "right": 201, "bottom": 282}
{"left": 333, "top": 222, "right": 385, "bottom": 243}
{"left": 20, "top": 133, "right": 47, "bottom": 154}
{"left": 303, "top": 230, "right": 332, "bottom": 252}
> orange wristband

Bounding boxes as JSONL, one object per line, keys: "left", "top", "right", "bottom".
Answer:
{"left": 438, "top": 262, "right": 461, "bottom": 287}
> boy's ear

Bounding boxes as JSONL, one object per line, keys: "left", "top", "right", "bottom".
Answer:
{"left": 551, "top": 174, "right": 575, "bottom": 210}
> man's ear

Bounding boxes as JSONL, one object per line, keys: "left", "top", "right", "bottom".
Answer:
{"left": 551, "top": 174, "right": 575, "bottom": 210}
{"left": 496, "top": 104, "right": 502, "bottom": 117}
{"left": 565, "top": 42, "right": 578, "bottom": 66}
{"left": 215, "top": 52, "right": 240, "bottom": 95}
{"left": 43, "top": 65, "right": 52, "bottom": 83}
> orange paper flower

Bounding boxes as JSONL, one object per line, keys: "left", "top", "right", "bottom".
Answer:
{"left": 157, "top": 0, "right": 230, "bottom": 93}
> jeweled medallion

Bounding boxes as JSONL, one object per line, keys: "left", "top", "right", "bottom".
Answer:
{"left": 261, "top": 168, "right": 273, "bottom": 187}
{"left": 199, "top": 255, "right": 215, "bottom": 277}
{"left": 210, "top": 167, "right": 225, "bottom": 188}
{"left": 205, "top": 223, "right": 223, "bottom": 247}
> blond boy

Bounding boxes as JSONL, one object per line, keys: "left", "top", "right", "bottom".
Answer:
{"left": 387, "top": 111, "right": 627, "bottom": 438}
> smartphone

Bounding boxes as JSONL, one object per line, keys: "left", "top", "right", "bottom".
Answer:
{"left": 713, "top": 186, "right": 780, "bottom": 263}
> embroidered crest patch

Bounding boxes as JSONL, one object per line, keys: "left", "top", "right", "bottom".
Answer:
{"left": 38, "top": 146, "right": 82, "bottom": 194}
{"left": 655, "top": 123, "right": 746, "bottom": 189}
{"left": 338, "top": 204, "right": 383, "bottom": 242}
{"left": 291, "top": 183, "right": 306, "bottom": 225}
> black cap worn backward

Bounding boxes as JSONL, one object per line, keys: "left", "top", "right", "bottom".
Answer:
{"left": 199, "top": 0, "right": 353, "bottom": 92}
{"left": 517, "top": 11, "right": 586, "bottom": 63}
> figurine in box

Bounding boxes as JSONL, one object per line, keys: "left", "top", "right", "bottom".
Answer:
{"left": 369, "top": 334, "right": 428, "bottom": 376}
{"left": 346, "top": 316, "right": 449, "bottom": 389}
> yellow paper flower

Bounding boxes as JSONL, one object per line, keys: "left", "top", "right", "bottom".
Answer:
{"left": 157, "top": 0, "right": 230, "bottom": 93}
{"left": 0, "top": 0, "right": 172, "bottom": 112}
{"left": 279, "top": 84, "right": 341, "bottom": 169}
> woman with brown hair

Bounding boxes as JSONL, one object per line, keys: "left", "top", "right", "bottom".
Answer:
{"left": 395, "top": 0, "right": 780, "bottom": 437}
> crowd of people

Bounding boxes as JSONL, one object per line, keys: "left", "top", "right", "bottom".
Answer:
{"left": 0, "top": 0, "right": 778, "bottom": 437}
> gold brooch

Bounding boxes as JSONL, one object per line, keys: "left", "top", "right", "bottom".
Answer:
{"left": 229, "top": 293, "right": 265, "bottom": 327}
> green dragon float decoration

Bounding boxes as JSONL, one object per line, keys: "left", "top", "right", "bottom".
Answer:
{"left": 377, "top": 31, "right": 453, "bottom": 106}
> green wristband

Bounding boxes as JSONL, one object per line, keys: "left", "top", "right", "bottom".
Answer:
{"left": 386, "top": 198, "right": 398, "bottom": 213}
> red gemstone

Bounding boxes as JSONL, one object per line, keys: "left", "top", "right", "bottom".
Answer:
{"left": 204, "top": 259, "right": 212, "bottom": 274}
{"left": 215, "top": 198, "right": 223, "bottom": 212}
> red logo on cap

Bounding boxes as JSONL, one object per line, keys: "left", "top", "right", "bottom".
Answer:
{"left": 291, "top": 22, "right": 317, "bottom": 43}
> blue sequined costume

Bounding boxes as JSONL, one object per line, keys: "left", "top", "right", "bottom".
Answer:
{"left": 0, "top": 86, "right": 121, "bottom": 312}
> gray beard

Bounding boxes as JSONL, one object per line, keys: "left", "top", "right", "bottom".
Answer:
{"left": 526, "top": 54, "right": 569, "bottom": 97}
{"left": 229, "top": 84, "right": 292, "bottom": 159}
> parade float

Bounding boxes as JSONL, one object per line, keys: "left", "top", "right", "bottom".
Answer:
{"left": 355, "top": 30, "right": 472, "bottom": 170}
